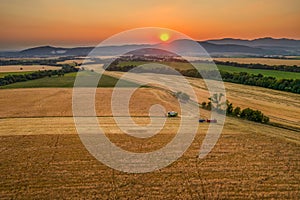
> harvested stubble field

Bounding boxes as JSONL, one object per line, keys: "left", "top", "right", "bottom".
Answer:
{"left": 0, "top": 116, "right": 299, "bottom": 199}
{"left": 214, "top": 57, "right": 300, "bottom": 66}
{"left": 0, "top": 88, "right": 178, "bottom": 118}
{"left": 56, "top": 58, "right": 92, "bottom": 65}
{"left": 188, "top": 79, "right": 300, "bottom": 130}
{"left": 0, "top": 85, "right": 299, "bottom": 199}
{"left": 107, "top": 71, "right": 300, "bottom": 130}
{"left": 0, "top": 65, "right": 61, "bottom": 72}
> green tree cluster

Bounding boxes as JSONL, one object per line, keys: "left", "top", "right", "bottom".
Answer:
{"left": 202, "top": 94, "right": 269, "bottom": 124}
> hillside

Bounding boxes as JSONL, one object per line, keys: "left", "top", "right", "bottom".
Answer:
{"left": 1, "top": 37, "right": 299, "bottom": 57}
{"left": 207, "top": 37, "right": 300, "bottom": 55}
{"left": 207, "top": 37, "right": 300, "bottom": 47}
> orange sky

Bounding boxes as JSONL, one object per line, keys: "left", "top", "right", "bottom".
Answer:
{"left": 0, "top": 0, "right": 299, "bottom": 50}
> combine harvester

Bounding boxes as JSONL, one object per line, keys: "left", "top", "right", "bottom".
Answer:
{"left": 199, "top": 118, "right": 217, "bottom": 123}
{"left": 166, "top": 111, "right": 178, "bottom": 117}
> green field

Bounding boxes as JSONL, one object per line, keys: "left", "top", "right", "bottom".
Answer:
{"left": 118, "top": 61, "right": 195, "bottom": 70}
{"left": 0, "top": 71, "right": 34, "bottom": 78}
{"left": 217, "top": 65, "right": 300, "bottom": 79}
{"left": 2, "top": 61, "right": 299, "bottom": 89}
{"left": 0, "top": 71, "right": 139, "bottom": 89}
{"left": 118, "top": 61, "right": 300, "bottom": 79}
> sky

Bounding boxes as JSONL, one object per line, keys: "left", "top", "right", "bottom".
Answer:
{"left": 0, "top": 0, "right": 299, "bottom": 50}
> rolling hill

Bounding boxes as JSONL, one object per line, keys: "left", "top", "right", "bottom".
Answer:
{"left": 0, "top": 37, "right": 299, "bottom": 57}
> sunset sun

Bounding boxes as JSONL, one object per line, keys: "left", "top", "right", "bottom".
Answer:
{"left": 160, "top": 33, "right": 170, "bottom": 42}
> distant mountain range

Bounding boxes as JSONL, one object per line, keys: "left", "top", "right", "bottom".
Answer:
{"left": 206, "top": 37, "right": 300, "bottom": 55}
{"left": 1, "top": 37, "right": 299, "bottom": 57}
{"left": 206, "top": 37, "right": 300, "bottom": 48}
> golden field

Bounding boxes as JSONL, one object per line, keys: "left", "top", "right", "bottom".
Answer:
{"left": 214, "top": 57, "right": 300, "bottom": 66}
{"left": 106, "top": 71, "right": 300, "bottom": 130}
{"left": 0, "top": 78, "right": 299, "bottom": 199}
{"left": 56, "top": 59, "right": 93, "bottom": 65}
{"left": 188, "top": 77, "right": 300, "bottom": 130}
{"left": 0, "top": 88, "right": 179, "bottom": 118}
{"left": 0, "top": 116, "right": 299, "bottom": 199}
{"left": 1, "top": 78, "right": 299, "bottom": 131}
{"left": 0, "top": 65, "right": 61, "bottom": 72}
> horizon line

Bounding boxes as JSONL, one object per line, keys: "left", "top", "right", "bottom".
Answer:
{"left": 1, "top": 36, "right": 299, "bottom": 52}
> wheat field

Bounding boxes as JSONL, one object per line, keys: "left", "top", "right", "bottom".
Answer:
{"left": 214, "top": 57, "right": 300, "bottom": 66}
{"left": 0, "top": 81, "right": 299, "bottom": 199}
{"left": 0, "top": 65, "right": 61, "bottom": 72}
{"left": 0, "top": 115, "right": 299, "bottom": 199}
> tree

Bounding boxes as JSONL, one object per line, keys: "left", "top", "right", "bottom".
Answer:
{"left": 233, "top": 107, "right": 241, "bottom": 116}
{"left": 209, "top": 93, "right": 226, "bottom": 113}
{"left": 262, "top": 116, "right": 270, "bottom": 123}
{"left": 226, "top": 100, "right": 233, "bottom": 115}
{"left": 206, "top": 102, "right": 211, "bottom": 110}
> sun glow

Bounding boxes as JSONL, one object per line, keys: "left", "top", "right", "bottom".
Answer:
{"left": 160, "top": 33, "right": 170, "bottom": 42}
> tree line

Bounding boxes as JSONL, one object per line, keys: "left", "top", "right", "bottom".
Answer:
{"left": 180, "top": 69, "right": 300, "bottom": 94}
{"left": 0, "top": 65, "right": 78, "bottom": 86}
{"left": 213, "top": 60, "right": 300, "bottom": 73}
{"left": 220, "top": 71, "right": 300, "bottom": 93}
